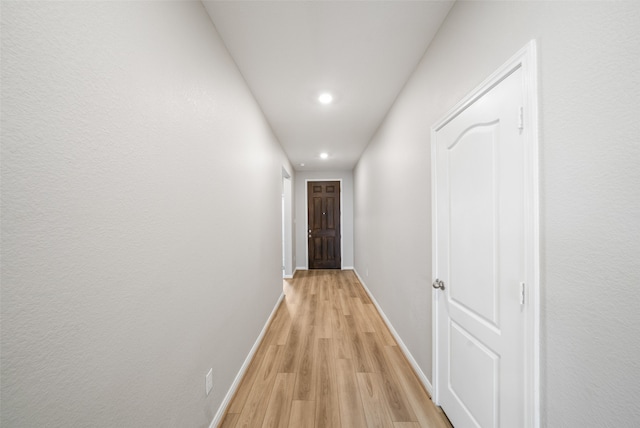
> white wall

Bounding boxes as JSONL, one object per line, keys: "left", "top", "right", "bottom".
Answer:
{"left": 354, "top": 1, "right": 640, "bottom": 426}
{"left": 0, "top": 2, "right": 292, "bottom": 427}
{"left": 295, "top": 170, "right": 354, "bottom": 270}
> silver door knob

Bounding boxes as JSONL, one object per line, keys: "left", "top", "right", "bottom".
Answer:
{"left": 432, "top": 279, "right": 445, "bottom": 290}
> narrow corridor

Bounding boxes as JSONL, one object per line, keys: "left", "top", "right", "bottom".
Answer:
{"left": 220, "top": 270, "right": 451, "bottom": 428}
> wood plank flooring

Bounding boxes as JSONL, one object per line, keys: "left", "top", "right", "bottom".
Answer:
{"left": 219, "top": 270, "right": 451, "bottom": 428}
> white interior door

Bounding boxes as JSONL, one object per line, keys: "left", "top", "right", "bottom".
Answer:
{"left": 432, "top": 66, "right": 528, "bottom": 428}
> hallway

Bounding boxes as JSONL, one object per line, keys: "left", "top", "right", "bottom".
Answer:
{"left": 220, "top": 270, "right": 450, "bottom": 428}
{"left": 3, "top": 2, "right": 638, "bottom": 426}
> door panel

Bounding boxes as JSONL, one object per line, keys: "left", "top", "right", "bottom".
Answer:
{"left": 449, "top": 123, "right": 499, "bottom": 326}
{"left": 434, "top": 68, "right": 525, "bottom": 428}
{"left": 449, "top": 321, "right": 498, "bottom": 428}
{"left": 308, "top": 181, "right": 341, "bottom": 269}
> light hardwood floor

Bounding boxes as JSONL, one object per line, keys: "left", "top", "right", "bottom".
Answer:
{"left": 219, "top": 269, "right": 452, "bottom": 428}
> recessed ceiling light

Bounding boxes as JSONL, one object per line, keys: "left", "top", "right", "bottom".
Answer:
{"left": 300, "top": 163, "right": 305, "bottom": 167}
{"left": 318, "top": 93, "right": 333, "bottom": 105}
{"left": 320, "top": 152, "right": 329, "bottom": 159}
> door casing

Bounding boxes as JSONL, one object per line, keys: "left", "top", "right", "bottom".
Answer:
{"left": 305, "top": 178, "right": 344, "bottom": 270}
{"left": 282, "top": 167, "right": 293, "bottom": 278}
{"left": 431, "top": 40, "right": 540, "bottom": 428}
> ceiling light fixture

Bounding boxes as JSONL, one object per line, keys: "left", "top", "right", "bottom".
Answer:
{"left": 318, "top": 93, "right": 333, "bottom": 105}
{"left": 300, "top": 163, "right": 305, "bottom": 167}
{"left": 320, "top": 152, "right": 329, "bottom": 159}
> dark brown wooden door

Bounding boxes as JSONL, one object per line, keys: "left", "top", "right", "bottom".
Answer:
{"left": 307, "top": 181, "right": 341, "bottom": 269}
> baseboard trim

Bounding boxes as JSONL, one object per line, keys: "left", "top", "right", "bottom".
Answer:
{"left": 353, "top": 269, "right": 434, "bottom": 397}
{"left": 295, "top": 266, "right": 354, "bottom": 271}
{"left": 210, "top": 292, "right": 285, "bottom": 428}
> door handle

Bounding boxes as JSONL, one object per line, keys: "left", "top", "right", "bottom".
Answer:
{"left": 432, "top": 279, "right": 445, "bottom": 290}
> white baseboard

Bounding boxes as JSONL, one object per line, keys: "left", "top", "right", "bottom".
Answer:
{"left": 294, "top": 266, "right": 355, "bottom": 271}
{"left": 283, "top": 274, "right": 294, "bottom": 279}
{"left": 353, "top": 269, "right": 434, "bottom": 397}
{"left": 210, "top": 292, "right": 285, "bottom": 428}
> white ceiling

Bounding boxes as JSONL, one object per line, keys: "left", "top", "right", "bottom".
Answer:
{"left": 203, "top": 1, "right": 454, "bottom": 171}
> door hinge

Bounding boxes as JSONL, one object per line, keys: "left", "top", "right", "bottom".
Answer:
{"left": 517, "top": 106, "right": 524, "bottom": 131}
{"left": 520, "top": 282, "right": 526, "bottom": 305}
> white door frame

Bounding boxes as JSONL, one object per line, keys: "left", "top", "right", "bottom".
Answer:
{"left": 282, "top": 167, "right": 294, "bottom": 278}
{"left": 431, "top": 40, "right": 540, "bottom": 427}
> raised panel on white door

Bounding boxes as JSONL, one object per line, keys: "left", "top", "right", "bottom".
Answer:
{"left": 449, "top": 321, "right": 499, "bottom": 428}
{"left": 448, "top": 123, "right": 500, "bottom": 327}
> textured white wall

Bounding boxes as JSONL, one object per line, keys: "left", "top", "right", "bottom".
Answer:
{"left": 354, "top": 1, "right": 639, "bottom": 426}
{"left": 295, "top": 170, "right": 354, "bottom": 270}
{"left": 1, "top": 2, "right": 292, "bottom": 427}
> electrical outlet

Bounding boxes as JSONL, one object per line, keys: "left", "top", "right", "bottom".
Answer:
{"left": 205, "top": 369, "right": 213, "bottom": 396}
